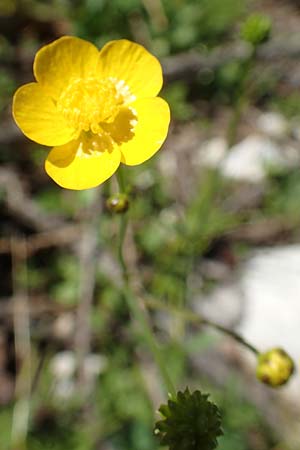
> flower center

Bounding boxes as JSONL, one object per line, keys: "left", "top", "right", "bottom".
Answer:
{"left": 57, "top": 77, "right": 125, "bottom": 134}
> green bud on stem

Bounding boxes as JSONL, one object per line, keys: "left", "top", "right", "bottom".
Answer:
{"left": 256, "top": 348, "right": 295, "bottom": 387}
{"left": 106, "top": 193, "right": 129, "bottom": 214}
{"left": 241, "top": 14, "right": 272, "bottom": 46}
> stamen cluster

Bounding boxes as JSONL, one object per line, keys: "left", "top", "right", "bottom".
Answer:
{"left": 57, "top": 77, "right": 124, "bottom": 134}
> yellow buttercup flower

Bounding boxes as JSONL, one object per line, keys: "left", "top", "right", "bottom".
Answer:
{"left": 13, "top": 36, "right": 170, "bottom": 190}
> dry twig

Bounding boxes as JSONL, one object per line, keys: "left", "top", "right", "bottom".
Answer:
{"left": 0, "top": 224, "right": 82, "bottom": 255}
{"left": 10, "top": 236, "right": 31, "bottom": 450}
{"left": 0, "top": 167, "right": 65, "bottom": 231}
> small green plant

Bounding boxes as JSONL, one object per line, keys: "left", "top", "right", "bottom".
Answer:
{"left": 240, "top": 13, "right": 271, "bottom": 46}
{"left": 155, "top": 388, "right": 223, "bottom": 450}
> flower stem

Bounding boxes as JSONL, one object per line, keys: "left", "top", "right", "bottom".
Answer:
{"left": 145, "top": 297, "right": 259, "bottom": 356}
{"left": 116, "top": 166, "right": 127, "bottom": 193}
{"left": 124, "top": 284, "right": 176, "bottom": 397}
{"left": 118, "top": 213, "right": 176, "bottom": 397}
{"left": 115, "top": 174, "right": 176, "bottom": 397}
{"left": 226, "top": 47, "right": 256, "bottom": 147}
{"left": 202, "top": 318, "right": 259, "bottom": 355}
{"left": 118, "top": 212, "right": 129, "bottom": 281}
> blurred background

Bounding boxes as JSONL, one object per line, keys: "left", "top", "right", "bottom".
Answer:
{"left": 1, "top": 0, "right": 300, "bottom": 449}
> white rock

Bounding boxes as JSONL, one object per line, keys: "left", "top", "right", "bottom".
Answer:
{"left": 196, "top": 134, "right": 299, "bottom": 181}
{"left": 54, "top": 379, "right": 75, "bottom": 399}
{"left": 192, "top": 246, "right": 300, "bottom": 442}
{"left": 195, "top": 137, "right": 228, "bottom": 168}
{"left": 221, "top": 135, "right": 285, "bottom": 182}
{"left": 50, "top": 351, "right": 76, "bottom": 379}
{"left": 283, "top": 144, "right": 300, "bottom": 165}
{"left": 158, "top": 151, "right": 178, "bottom": 178}
{"left": 291, "top": 118, "right": 300, "bottom": 141}
{"left": 159, "top": 207, "right": 179, "bottom": 225}
{"left": 84, "top": 354, "right": 107, "bottom": 378}
{"left": 135, "top": 169, "right": 155, "bottom": 189}
{"left": 257, "top": 112, "right": 289, "bottom": 138}
{"left": 192, "top": 283, "right": 242, "bottom": 328}
{"left": 237, "top": 246, "right": 300, "bottom": 412}
{"left": 52, "top": 312, "right": 75, "bottom": 340}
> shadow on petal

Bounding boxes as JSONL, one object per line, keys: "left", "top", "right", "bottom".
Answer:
{"left": 101, "top": 107, "right": 136, "bottom": 146}
{"left": 46, "top": 139, "right": 78, "bottom": 168}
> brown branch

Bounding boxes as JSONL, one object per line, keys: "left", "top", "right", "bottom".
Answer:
{"left": 0, "top": 224, "right": 82, "bottom": 255}
{"left": 0, "top": 295, "right": 72, "bottom": 318}
{"left": 225, "top": 217, "right": 297, "bottom": 245}
{"left": 0, "top": 167, "right": 65, "bottom": 231}
{"left": 163, "top": 35, "right": 300, "bottom": 84}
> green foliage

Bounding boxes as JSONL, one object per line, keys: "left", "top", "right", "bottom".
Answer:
{"left": 133, "top": 167, "right": 240, "bottom": 307}
{"left": 264, "top": 168, "right": 300, "bottom": 220}
{"left": 216, "top": 61, "right": 246, "bottom": 99}
{"left": 0, "top": 0, "right": 17, "bottom": 16}
{"left": 214, "top": 380, "right": 276, "bottom": 450}
{"left": 98, "top": 356, "right": 153, "bottom": 424}
{"left": 163, "top": 82, "right": 195, "bottom": 121}
{"left": 240, "top": 13, "right": 271, "bottom": 46}
{"left": 0, "top": 68, "right": 15, "bottom": 113}
{"left": 0, "top": 407, "right": 12, "bottom": 449}
{"left": 51, "top": 254, "right": 79, "bottom": 305}
{"left": 72, "top": 0, "right": 245, "bottom": 54}
{"left": 36, "top": 189, "right": 76, "bottom": 217}
{"left": 163, "top": 0, "right": 245, "bottom": 51}
{"left": 155, "top": 388, "right": 223, "bottom": 450}
{"left": 29, "top": 422, "right": 93, "bottom": 450}
{"left": 271, "top": 92, "right": 300, "bottom": 119}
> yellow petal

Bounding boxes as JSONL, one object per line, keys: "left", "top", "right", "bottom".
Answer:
{"left": 119, "top": 97, "right": 170, "bottom": 165}
{"left": 45, "top": 136, "right": 121, "bottom": 190}
{"left": 97, "top": 40, "right": 163, "bottom": 99}
{"left": 13, "top": 83, "right": 77, "bottom": 146}
{"left": 34, "top": 36, "right": 99, "bottom": 99}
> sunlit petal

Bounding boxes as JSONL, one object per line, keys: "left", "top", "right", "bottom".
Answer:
{"left": 34, "top": 36, "right": 99, "bottom": 99}
{"left": 119, "top": 97, "right": 170, "bottom": 165}
{"left": 97, "top": 40, "right": 163, "bottom": 99}
{"left": 13, "top": 83, "right": 77, "bottom": 146}
{"left": 45, "top": 135, "right": 121, "bottom": 190}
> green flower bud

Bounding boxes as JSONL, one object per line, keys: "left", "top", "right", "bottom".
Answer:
{"left": 241, "top": 14, "right": 272, "bottom": 46}
{"left": 256, "top": 348, "right": 295, "bottom": 387}
{"left": 154, "top": 388, "right": 223, "bottom": 450}
{"left": 106, "top": 193, "right": 129, "bottom": 213}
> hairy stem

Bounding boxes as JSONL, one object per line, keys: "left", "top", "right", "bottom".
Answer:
{"left": 116, "top": 172, "right": 176, "bottom": 397}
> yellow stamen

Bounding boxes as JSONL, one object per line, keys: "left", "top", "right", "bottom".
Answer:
{"left": 57, "top": 77, "right": 125, "bottom": 133}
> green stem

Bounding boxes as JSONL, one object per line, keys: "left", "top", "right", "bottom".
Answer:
{"left": 226, "top": 46, "right": 257, "bottom": 147}
{"left": 227, "top": 95, "right": 246, "bottom": 148}
{"left": 117, "top": 207, "right": 176, "bottom": 397}
{"left": 118, "top": 213, "right": 129, "bottom": 281}
{"left": 116, "top": 166, "right": 126, "bottom": 193}
{"left": 145, "top": 297, "right": 259, "bottom": 356}
{"left": 202, "top": 318, "right": 259, "bottom": 355}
